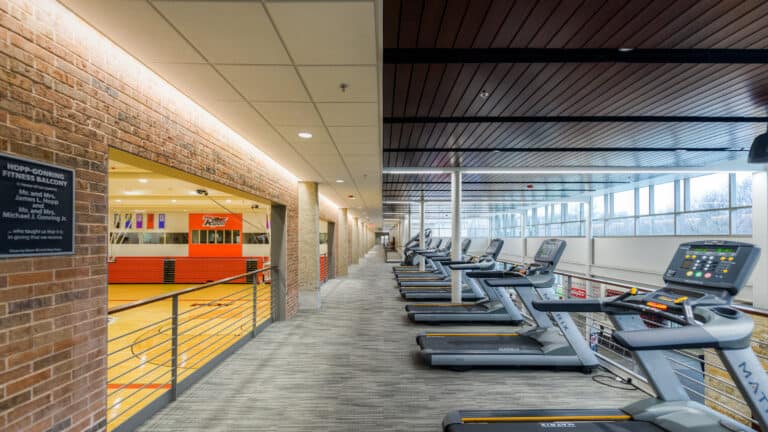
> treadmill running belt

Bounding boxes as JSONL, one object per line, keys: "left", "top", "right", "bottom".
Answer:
{"left": 405, "top": 305, "right": 485, "bottom": 313}
{"left": 446, "top": 421, "right": 665, "bottom": 431}
{"left": 418, "top": 335, "right": 542, "bottom": 352}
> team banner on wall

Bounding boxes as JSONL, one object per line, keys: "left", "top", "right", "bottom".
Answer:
{"left": 135, "top": 213, "right": 143, "bottom": 229}
{"left": 158, "top": 213, "right": 165, "bottom": 229}
{"left": 0, "top": 153, "right": 75, "bottom": 257}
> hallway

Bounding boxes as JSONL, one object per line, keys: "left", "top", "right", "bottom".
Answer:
{"left": 139, "top": 246, "right": 642, "bottom": 431}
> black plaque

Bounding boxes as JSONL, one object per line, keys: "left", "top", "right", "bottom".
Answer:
{"left": 0, "top": 153, "right": 75, "bottom": 257}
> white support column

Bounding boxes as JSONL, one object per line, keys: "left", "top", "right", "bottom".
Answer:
{"left": 451, "top": 171, "right": 462, "bottom": 303}
{"left": 752, "top": 171, "right": 768, "bottom": 308}
{"left": 584, "top": 199, "right": 594, "bottom": 297}
{"left": 419, "top": 193, "right": 426, "bottom": 271}
{"left": 520, "top": 210, "right": 527, "bottom": 261}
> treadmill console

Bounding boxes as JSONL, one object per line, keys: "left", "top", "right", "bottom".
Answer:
{"left": 484, "top": 239, "right": 504, "bottom": 259}
{"left": 533, "top": 239, "right": 567, "bottom": 267}
{"left": 663, "top": 241, "right": 759, "bottom": 296}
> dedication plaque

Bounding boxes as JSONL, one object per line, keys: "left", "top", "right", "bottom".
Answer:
{"left": 0, "top": 153, "right": 75, "bottom": 257}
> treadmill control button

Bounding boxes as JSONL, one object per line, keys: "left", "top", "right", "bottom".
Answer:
{"left": 704, "top": 273, "right": 712, "bottom": 279}
{"left": 685, "top": 271, "right": 693, "bottom": 277}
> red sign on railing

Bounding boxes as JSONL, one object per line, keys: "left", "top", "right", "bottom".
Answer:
{"left": 570, "top": 287, "right": 587, "bottom": 299}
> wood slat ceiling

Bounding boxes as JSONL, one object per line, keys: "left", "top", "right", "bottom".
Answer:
{"left": 382, "top": 0, "right": 768, "bottom": 206}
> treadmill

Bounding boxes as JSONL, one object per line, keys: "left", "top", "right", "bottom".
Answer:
{"left": 400, "top": 239, "right": 504, "bottom": 301}
{"left": 396, "top": 239, "right": 453, "bottom": 280}
{"left": 394, "top": 237, "right": 443, "bottom": 274}
{"left": 404, "top": 240, "right": 566, "bottom": 324}
{"left": 442, "top": 240, "right": 767, "bottom": 432}
{"left": 393, "top": 228, "right": 432, "bottom": 269}
{"left": 417, "top": 239, "right": 599, "bottom": 371}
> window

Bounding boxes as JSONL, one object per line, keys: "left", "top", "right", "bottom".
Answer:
{"left": 638, "top": 187, "right": 649, "bottom": 215}
{"left": 653, "top": 182, "right": 674, "bottom": 214}
{"left": 165, "top": 233, "right": 189, "bottom": 244}
{"left": 591, "top": 173, "right": 751, "bottom": 237}
{"left": 612, "top": 190, "right": 635, "bottom": 217}
{"left": 732, "top": 173, "right": 752, "bottom": 207}
{"left": 732, "top": 208, "right": 752, "bottom": 235}
{"left": 592, "top": 195, "right": 605, "bottom": 219}
{"left": 688, "top": 173, "right": 729, "bottom": 211}
{"left": 677, "top": 210, "right": 729, "bottom": 235}
{"left": 565, "top": 203, "right": 581, "bottom": 221}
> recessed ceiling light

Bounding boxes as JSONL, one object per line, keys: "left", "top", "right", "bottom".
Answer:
{"left": 115, "top": 199, "right": 122, "bottom": 203}
{"left": 171, "top": 199, "right": 177, "bottom": 203}
{"left": 297, "top": 132, "right": 313, "bottom": 139}
{"left": 335, "top": 179, "right": 344, "bottom": 183}
{"left": 618, "top": 47, "right": 633, "bottom": 52}
{"left": 138, "top": 178, "right": 149, "bottom": 183}
{"left": 479, "top": 90, "right": 490, "bottom": 99}
{"left": 124, "top": 191, "right": 143, "bottom": 196}
{"left": 226, "top": 199, "right": 232, "bottom": 203}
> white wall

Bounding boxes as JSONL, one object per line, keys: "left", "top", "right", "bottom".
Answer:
{"left": 495, "top": 235, "right": 755, "bottom": 304}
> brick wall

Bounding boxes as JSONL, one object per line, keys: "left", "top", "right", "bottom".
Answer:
{"left": 0, "top": 0, "right": 301, "bottom": 430}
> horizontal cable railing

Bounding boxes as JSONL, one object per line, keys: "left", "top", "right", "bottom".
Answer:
{"left": 106, "top": 266, "right": 273, "bottom": 431}
{"left": 497, "top": 258, "right": 765, "bottom": 428}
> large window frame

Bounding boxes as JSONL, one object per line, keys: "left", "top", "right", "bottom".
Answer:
{"left": 592, "top": 173, "right": 752, "bottom": 237}
{"left": 525, "top": 203, "right": 585, "bottom": 237}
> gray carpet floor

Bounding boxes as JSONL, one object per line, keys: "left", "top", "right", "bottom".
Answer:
{"left": 139, "top": 246, "right": 643, "bottom": 431}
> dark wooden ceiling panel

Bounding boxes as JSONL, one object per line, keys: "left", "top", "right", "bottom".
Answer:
{"left": 382, "top": 1, "right": 768, "bottom": 206}
{"left": 384, "top": 0, "right": 768, "bottom": 49}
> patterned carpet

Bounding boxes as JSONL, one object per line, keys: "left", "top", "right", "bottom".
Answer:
{"left": 139, "top": 246, "right": 642, "bottom": 431}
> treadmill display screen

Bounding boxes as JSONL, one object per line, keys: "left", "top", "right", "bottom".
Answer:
{"left": 663, "top": 241, "right": 759, "bottom": 295}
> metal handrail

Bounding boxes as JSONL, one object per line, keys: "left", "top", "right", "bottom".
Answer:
{"left": 553, "top": 269, "right": 768, "bottom": 317}
{"left": 496, "top": 257, "right": 768, "bottom": 316}
{"left": 108, "top": 265, "right": 272, "bottom": 314}
{"left": 107, "top": 265, "right": 274, "bottom": 430}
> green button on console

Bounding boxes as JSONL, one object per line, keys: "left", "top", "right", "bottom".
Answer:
{"left": 694, "top": 271, "right": 703, "bottom": 277}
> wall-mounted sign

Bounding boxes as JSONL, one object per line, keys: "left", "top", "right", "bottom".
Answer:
{"left": 202, "top": 215, "right": 228, "bottom": 227}
{"left": 0, "top": 153, "right": 75, "bottom": 258}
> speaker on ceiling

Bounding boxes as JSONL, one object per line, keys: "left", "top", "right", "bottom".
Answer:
{"left": 748, "top": 128, "right": 768, "bottom": 163}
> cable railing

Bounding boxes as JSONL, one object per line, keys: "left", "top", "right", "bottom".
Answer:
{"left": 106, "top": 266, "right": 273, "bottom": 432}
{"left": 498, "top": 257, "right": 766, "bottom": 429}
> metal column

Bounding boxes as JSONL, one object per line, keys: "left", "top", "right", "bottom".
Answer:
{"left": 419, "top": 192, "right": 426, "bottom": 271}
{"left": 451, "top": 171, "right": 462, "bottom": 303}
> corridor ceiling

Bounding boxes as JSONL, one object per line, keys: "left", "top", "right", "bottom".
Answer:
{"left": 60, "top": 0, "right": 383, "bottom": 221}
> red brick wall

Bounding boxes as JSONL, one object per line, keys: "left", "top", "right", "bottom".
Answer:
{"left": 0, "top": 0, "right": 301, "bottom": 430}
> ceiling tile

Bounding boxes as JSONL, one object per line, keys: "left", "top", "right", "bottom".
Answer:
{"left": 252, "top": 102, "right": 323, "bottom": 126}
{"left": 60, "top": 0, "right": 204, "bottom": 63}
{"left": 275, "top": 126, "right": 337, "bottom": 156}
{"left": 201, "top": 100, "right": 267, "bottom": 138}
{"left": 298, "top": 66, "right": 377, "bottom": 102}
{"left": 265, "top": 1, "right": 377, "bottom": 65}
{"left": 342, "top": 155, "right": 379, "bottom": 179}
{"left": 153, "top": 1, "right": 290, "bottom": 64}
{"left": 149, "top": 63, "right": 242, "bottom": 104}
{"left": 218, "top": 65, "right": 309, "bottom": 102}
{"left": 317, "top": 103, "right": 379, "bottom": 126}
{"left": 328, "top": 126, "right": 379, "bottom": 155}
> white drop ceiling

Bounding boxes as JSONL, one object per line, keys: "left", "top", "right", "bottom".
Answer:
{"left": 59, "top": 0, "right": 383, "bottom": 223}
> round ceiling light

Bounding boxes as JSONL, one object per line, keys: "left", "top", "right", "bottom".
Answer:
{"left": 336, "top": 179, "right": 345, "bottom": 183}
{"left": 138, "top": 178, "right": 149, "bottom": 183}
{"left": 298, "top": 132, "right": 313, "bottom": 139}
